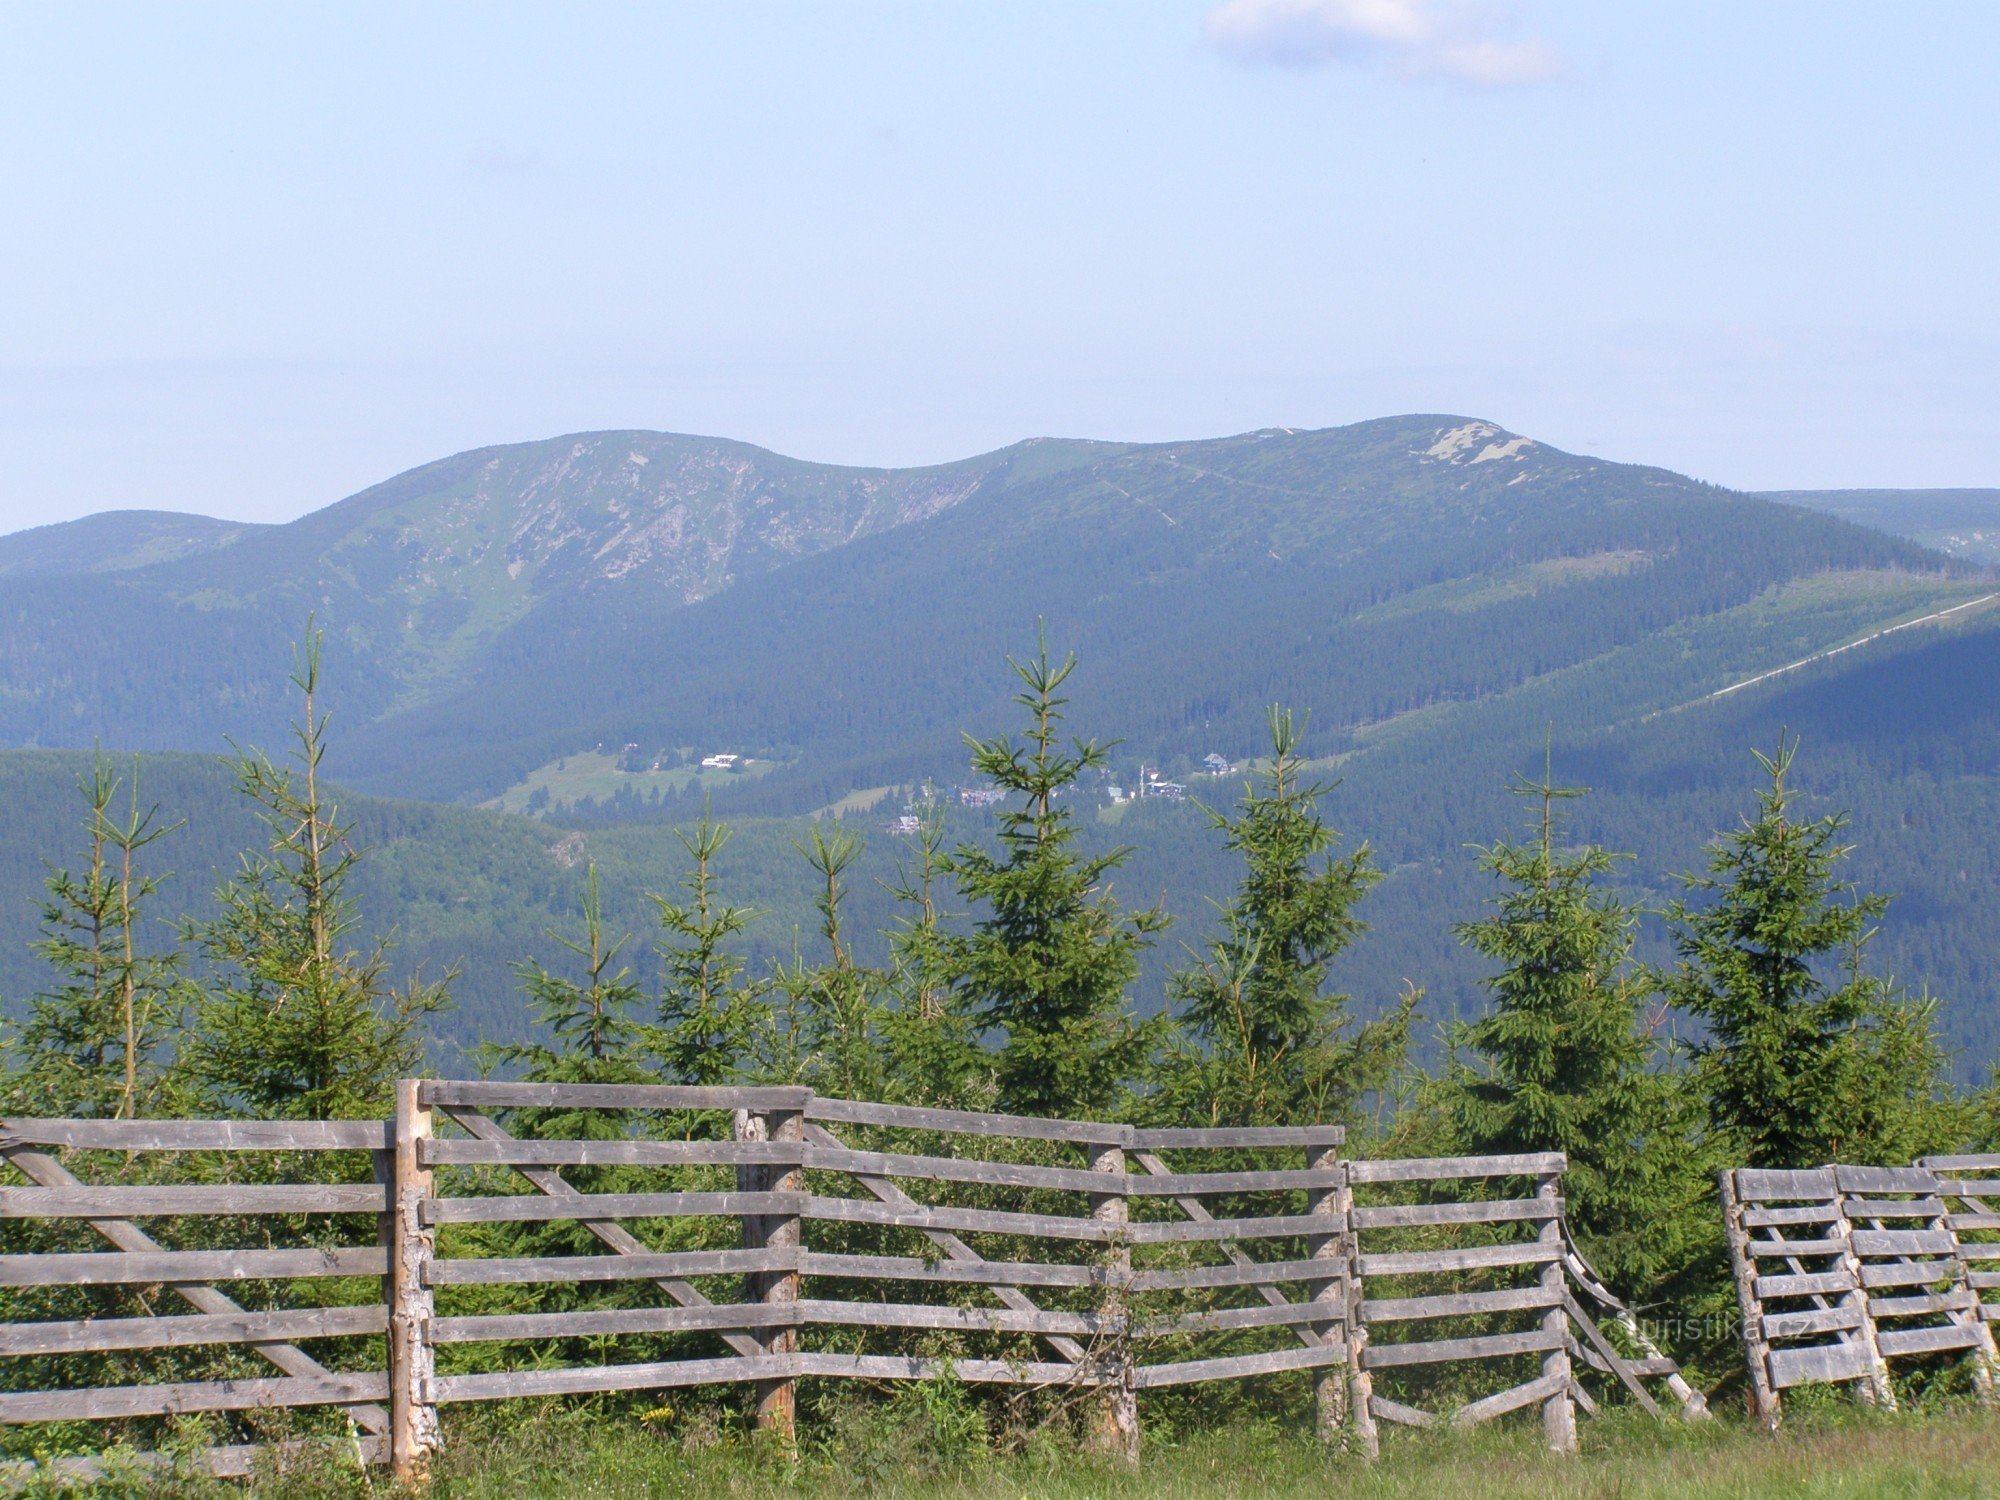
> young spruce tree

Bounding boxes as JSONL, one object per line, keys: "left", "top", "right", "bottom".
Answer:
{"left": 1441, "top": 757, "right": 1700, "bottom": 1288}
{"left": 649, "top": 811, "right": 768, "bottom": 1085}
{"left": 10, "top": 753, "right": 184, "bottom": 1118}
{"left": 1666, "top": 736, "right": 1949, "bottom": 1169}
{"left": 1164, "top": 707, "right": 1403, "bottom": 1128}
{"left": 183, "top": 623, "right": 451, "bottom": 1119}
{"left": 946, "top": 631, "right": 1166, "bottom": 1117}
{"left": 488, "top": 864, "right": 650, "bottom": 1089}
{"left": 880, "top": 788, "right": 985, "bottom": 1107}
{"left": 767, "top": 824, "right": 891, "bottom": 1098}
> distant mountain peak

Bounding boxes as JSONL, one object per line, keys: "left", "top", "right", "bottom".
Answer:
{"left": 1421, "top": 420, "right": 1538, "bottom": 466}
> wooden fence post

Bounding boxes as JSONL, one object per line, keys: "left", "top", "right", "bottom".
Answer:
{"left": 389, "top": 1079, "right": 441, "bottom": 1482}
{"left": 1341, "top": 1165, "right": 1380, "bottom": 1460}
{"left": 1305, "top": 1142, "right": 1347, "bottom": 1443}
{"left": 1537, "top": 1169, "right": 1577, "bottom": 1453}
{"left": 1718, "top": 1170, "right": 1780, "bottom": 1430}
{"left": 736, "top": 1106, "right": 801, "bottom": 1443}
{"left": 1086, "top": 1139, "right": 1139, "bottom": 1464}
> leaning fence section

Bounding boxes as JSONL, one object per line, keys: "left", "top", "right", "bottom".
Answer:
{"left": 1719, "top": 1162, "right": 2000, "bottom": 1427}
{"left": 0, "top": 1084, "right": 1702, "bottom": 1486}
{"left": 0, "top": 1115, "right": 394, "bottom": 1488}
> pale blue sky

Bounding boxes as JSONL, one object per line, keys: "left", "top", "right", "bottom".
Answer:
{"left": 2, "top": 2, "right": 1995, "bottom": 530}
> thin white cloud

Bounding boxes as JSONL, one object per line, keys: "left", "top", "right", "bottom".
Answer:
{"left": 1202, "top": 0, "right": 1565, "bottom": 87}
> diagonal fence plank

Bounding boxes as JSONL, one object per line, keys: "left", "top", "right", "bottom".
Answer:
{"left": 1131, "top": 1148, "right": 1324, "bottom": 1351}
{"left": 0, "top": 1142, "right": 391, "bottom": 1438}
{"left": 431, "top": 1106, "right": 768, "bottom": 1359}
{"left": 800, "top": 1120, "right": 1091, "bottom": 1366}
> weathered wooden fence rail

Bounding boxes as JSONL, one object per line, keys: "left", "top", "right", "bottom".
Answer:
{"left": 0, "top": 1083, "right": 1697, "bottom": 1486}
{"left": 1720, "top": 1157, "right": 2000, "bottom": 1427}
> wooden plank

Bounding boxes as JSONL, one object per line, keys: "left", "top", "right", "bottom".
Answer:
{"left": 1362, "top": 1328, "right": 1564, "bottom": 1369}
{"left": 1960, "top": 1244, "right": 2000, "bottom": 1261}
{"left": 1939, "top": 1180, "right": 2000, "bottom": 1197}
{"left": 1870, "top": 1289, "right": 1976, "bottom": 1318}
{"left": 1128, "top": 1125, "right": 1345, "bottom": 1149}
{"left": 1358, "top": 1241, "right": 1559, "bottom": 1277}
{"left": 0, "top": 1246, "right": 386, "bottom": 1287}
{"left": 435, "top": 1356, "right": 798, "bottom": 1404}
{"left": 1970, "top": 1271, "right": 2000, "bottom": 1291}
{"left": 423, "top": 1189, "right": 795, "bottom": 1224}
{"left": 426, "top": 1248, "right": 792, "bottom": 1286}
{"left": 1451, "top": 1370, "right": 1568, "bottom": 1427}
{"left": 421, "top": 1138, "right": 801, "bottom": 1168}
{"left": 1833, "top": 1165, "right": 1939, "bottom": 1196}
{"left": 794, "top": 1352, "right": 1093, "bottom": 1385}
{"left": 799, "top": 1121, "right": 1090, "bottom": 1367}
{"left": 1747, "top": 1237, "right": 1847, "bottom": 1258}
{"left": 1763, "top": 1307, "right": 1864, "bottom": 1340}
{"left": 803, "top": 1193, "right": 1326, "bottom": 1245}
{"left": 1754, "top": 1269, "right": 1857, "bottom": 1300}
{"left": 1860, "top": 1259, "right": 1960, "bottom": 1290}
{"left": 1131, "top": 1148, "right": 1325, "bottom": 1354}
{"left": 1767, "top": 1340, "right": 1873, "bottom": 1389}
{"left": 1948, "top": 1213, "right": 2000, "bottom": 1231}
{"left": 432, "top": 1104, "right": 766, "bottom": 1362}
{"left": 1370, "top": 1394, "right": 1440, "bottom": 1428}
{"left": 1350, "top": 1198, "right": 1556, "bottom": 1230}
{"left": 1851, "top": 1228, "right": 1957, "bottom": 1258}
{"left": 1360, "top": 1285, "right": 1562, "bottom": 1324}
{"left": 0, "top": 1117, "right": 389, "bottom": 1151}
{"left": 1131, "top": 1258, "right": 1328, "bottom": 1292}
{"left": 419, "top": 1080, "right": 810, "bottom": 1111}
{"left": 1742, "top": 1203, "right": 1841, "bottom": 1228}
{"left": 0, "top": 1183, "right": 389, "bottom": 1217}
{"left": 1562, "top": 1292, "right": 1663, "bottom": 1418}
{"left": 1734, "top": 1168, "right": 1836, "bottom": 1202}
{"left": 1919, "top": 1155, "right": 2000, "bottom": 1172}
{"left": 800, "top": 1251, "right": 1102, "bottom": 1289}
{"left": 1722, "top": 1171, "right": 1781, "bottom": 1430}
{"left": 1347, "top": 1152, "right": 1564, "bottom": 1184}
{"left": 803, "top": 1095, "right": 1129, "bottom": 1144}
{"left": 1876, "top": 1324, "right": 1982, "bottom": 1358}
{"left": 1124, "top": 1166, "right": 1346, "bottom": 1196}
{"left": 0, "top": 1371, "right": 388, "bottom": 1424}
{"left": 1844, "top": 1197, "right": 1948, "bottom": 1222}
{"left": 1138, "top": 1301, "right": 1335, "bottom": 1336}
{"left": 0, "top": 1304, "right": 387, "bottom": 1357}
{"left": 1131, "top": 1344, "right": 1347, "bottom": 1388}
{"left": 797, "top": 1300, "right": 1101, "bottom": 1337}
{"left": 800, "top": 1142, "right": 1105, "bottom": 1194}
{"left": 0, "top": 1143, "right": 390, "bottom": 1438}
{"left": 435, "top": 1303, "right": 794, "bottom": 1344}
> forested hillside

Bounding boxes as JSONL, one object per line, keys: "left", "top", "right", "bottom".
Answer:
{"left": 5, "top": 591, "right": 1998, "bottom": 1073}
{"left": 4, "top": 415, "right": 1999, "bottom": 1072}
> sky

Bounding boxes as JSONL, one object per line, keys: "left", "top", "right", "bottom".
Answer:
{"left": 2, "top": 1, "right": 1996, "bottom": 532}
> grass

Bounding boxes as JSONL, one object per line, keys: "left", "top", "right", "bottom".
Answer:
{"left": 111, "top": 1398, "right": 1995, "bottom": 1500}
{"left": 484, "top": 749, "right": 777, "bottom": 817}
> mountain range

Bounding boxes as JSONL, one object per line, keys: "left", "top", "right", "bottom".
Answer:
{"left": 2, "top": 417, "right": 1997, "bottom": 1068}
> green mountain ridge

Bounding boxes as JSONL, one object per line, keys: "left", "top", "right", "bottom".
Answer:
{"left": 4, "top": 414, "right": 1999, "bottom": 1071}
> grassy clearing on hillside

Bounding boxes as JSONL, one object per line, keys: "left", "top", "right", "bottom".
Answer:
{"left": 101, "top": 1400, "right": 1994, "bottom": 1499}
{"left": 485, "top": 749, "right": 777, "bottom": 817}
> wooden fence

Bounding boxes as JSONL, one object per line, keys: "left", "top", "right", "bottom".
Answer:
{"left": 0, "top": 1083, "right": 1699, "bottom": 1486}
{"left": 1720, "top": 1159, "right": 2000, "bottom": 1427}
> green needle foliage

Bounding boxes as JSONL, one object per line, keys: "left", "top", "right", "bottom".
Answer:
{"left": 1666, "top": 735, "right": 1950, "bottom": 1169}
{"left": 945, "top": 628, "right": 1167, "bottom": 1117}
{"left": 487, "top": 863, "right": 650, "bottom": 1092}
{"left": 768, "top": 823, "right": 889, "bottom": 1098}
{"left": 881, "top": 788, "right": 986, "bottom": 1107}
{"left": 650, "top": 810, "right": 768, "bottom": 1085}
{"left": 8, "top": 752, "right": 184, "bottom": 1118}
{"left": 1164, "top": 707, "right": 1402, "bottom": 1128}
{"left": 182, "top": 622, "right": 452, "bottom": 1119}
{"left": 1440, "top": 755, "right": 1702, "bottom": 1290}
